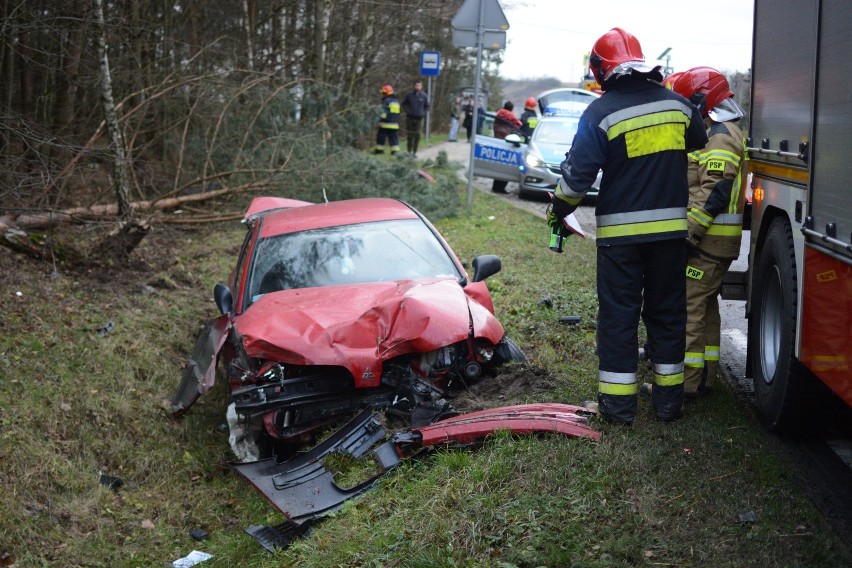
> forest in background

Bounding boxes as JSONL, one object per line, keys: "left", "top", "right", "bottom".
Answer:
{"left": 0, "top": 0, "right": 509, "bottom": 248}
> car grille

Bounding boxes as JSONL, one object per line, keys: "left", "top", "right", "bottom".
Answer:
{"left": 547, "top": 166, "right": 561, "bottom": 175}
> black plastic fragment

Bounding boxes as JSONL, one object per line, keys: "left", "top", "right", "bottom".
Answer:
{"left": 189, "top": 528, "right": 209, "bottom": 541}
{"left": 245, "top": 520, "right": 313, "bottom": 553}
{"left": 98, "top": 472, "right": 124, "bottom": 491}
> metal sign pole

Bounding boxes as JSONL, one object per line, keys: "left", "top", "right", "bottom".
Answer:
{"left": 466, "top": 0, "right": 485, "bottom": 214}
{"left": 426, "top": 76, "right": 432, "bottom": 147}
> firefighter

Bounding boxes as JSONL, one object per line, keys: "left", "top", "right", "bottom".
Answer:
{"left": 663, "top": 67, "right": 746, "bottom": 398}
{"left": 550, "top": 28, "right": 708, "bottom": 424}
{"left": 375, "top": 85, "right": 401, "bottom": 155}
{"left": 520, "top": 97, "right": 539, "bottom": 141}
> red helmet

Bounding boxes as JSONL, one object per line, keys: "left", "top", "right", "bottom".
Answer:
{"left": 524, "top": 97, "right": 537, "bottom": 110}
{"left": 380, "top": 84, "right": 394, "bottom": 96}
{"left": 589, "top": 28, "right": 657, "bottom": 85}
{"left": 664, "top": 66, "right": 733, "bottom": 117}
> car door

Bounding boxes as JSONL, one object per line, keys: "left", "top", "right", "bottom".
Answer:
{"left": 471, "top": 134, "right": 526, "bottom": 183}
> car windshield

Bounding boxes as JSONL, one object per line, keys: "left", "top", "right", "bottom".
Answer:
{"left": 533, "top": 120, "right": 579, "bottom": 145}
{"left": 248, "top": 218, "right": 462, "bottom": 302}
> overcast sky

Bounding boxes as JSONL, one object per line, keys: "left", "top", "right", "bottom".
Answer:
{"left": 498, "top": 0, "right": 755, "bottom": 82}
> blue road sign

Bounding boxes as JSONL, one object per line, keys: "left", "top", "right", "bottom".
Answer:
{"left": 420, "top": 51, "right": 440, "bottom": 76}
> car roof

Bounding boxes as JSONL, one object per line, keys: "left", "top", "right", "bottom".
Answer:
{"left": 259, "top": 197, "right": 420, "bottom": 238}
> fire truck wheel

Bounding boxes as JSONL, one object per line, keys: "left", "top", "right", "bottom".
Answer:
{"left": 750, "top": 217, "right": 807, "bottom": 431}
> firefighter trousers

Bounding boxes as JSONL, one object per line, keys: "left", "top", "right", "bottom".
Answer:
{"left": 597, "top": 239, "right": 687, "bottom": 423}
{"left": 375, "top": 127, "right": 399, "bottom": 154}
{"left": 685, "top": 253, "right": 732, "bottom": 394}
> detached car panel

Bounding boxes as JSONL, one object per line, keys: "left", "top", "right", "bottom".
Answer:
{"left": 174, "top": 197, "right": 525, "bottom": 459}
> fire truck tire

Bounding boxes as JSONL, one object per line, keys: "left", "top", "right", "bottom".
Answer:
{"left": 750, "top": 218, "right": 806, "bottom": 431}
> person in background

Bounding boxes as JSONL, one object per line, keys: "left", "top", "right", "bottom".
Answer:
{"left": 448, "top": 95, "right": 462, "bottom": 142}
{"left": 550, "top": 27, "right": 707, "bottom": 425}
{"left": 402, "top": 79, "right": 429, "bottom": 157}
{"left": 493, "top": 100, "right": 522, "bottom": 139}
{"left": 374, "top": 84, "right": 400, "bottom": 155}
{"left": 662, "top": 67, "right": 747, "bottom": 400}
{"left": 462, "top": 96, "right": 474, "bottom": 141}
{"left": 475, "top": 98, "right": 485, "bottom": 135}
{"left": 520, "top": 97, "right": 539, "bottom": 141}
{"left": 491, "top": 101, "right": 523, "bottom": 194}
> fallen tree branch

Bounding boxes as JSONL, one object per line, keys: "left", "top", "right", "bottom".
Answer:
{"left": 0, "top": 176, "right": 281, "bottom": 232}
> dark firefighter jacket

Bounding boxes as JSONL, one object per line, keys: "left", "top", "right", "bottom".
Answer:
{"left": 558, "top": 76, "right": 708, "bottom": 246}
{"left": 686, "top": 119, "right": 746, "bottom": 259}
{"left": 379, "top": 95, "right": 401, "bottom": 129}
{"left": 520, "top": 108, "right": 538, "bottom": 140}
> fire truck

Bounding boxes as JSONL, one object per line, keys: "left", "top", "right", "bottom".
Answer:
{"left": 734, "top": 0, "right": 851, "bottom": 431}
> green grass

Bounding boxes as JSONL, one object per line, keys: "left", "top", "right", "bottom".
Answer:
{"left": 0, "top": 183, "right": 848, "bottom": 567}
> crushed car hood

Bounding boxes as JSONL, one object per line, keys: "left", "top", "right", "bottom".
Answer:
{"left": 236, "top": 278, "right": 504, "bottom": 387}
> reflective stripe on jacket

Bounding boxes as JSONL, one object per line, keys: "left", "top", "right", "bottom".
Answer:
{"left": 687, "top": 120, "right": 746, "bottom": 258}
{"left": 379, "top": 95, "right": 401, "bottom": 129}
{"left": 559, "top": 76, "right": 708, "bottom": 246}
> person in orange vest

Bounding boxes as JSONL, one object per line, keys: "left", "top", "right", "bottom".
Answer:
{"left": 374, "top": 84, "right": 401, "bottom": 155}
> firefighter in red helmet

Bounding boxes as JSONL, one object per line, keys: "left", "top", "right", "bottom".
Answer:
{"left": 661, "top": 67, "right": 746, "bottom": 399}
{"left": 375, "top": 84, "right": 401, "bottom": 155}
{"left": 520, "top": 96, "right": 539, "bottom": 141}
{"left": 550, "top": 28, "right": 708, "bottom": 424}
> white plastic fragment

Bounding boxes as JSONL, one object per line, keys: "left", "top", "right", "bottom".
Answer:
{"left": 173, "top": 550, "right": 213, "bottom": 567}
{"left": 15, "top": 291, "right": 22, "bottom": 297}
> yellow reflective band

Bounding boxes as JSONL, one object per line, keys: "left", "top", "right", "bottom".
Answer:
{"left": 598, "top": 382, "right": 639, "bottom": 395}
{"left": 685, "top": 352, "right": 704, "bottom": 367}
{"left": 654, "top": 372, "right": 685, "bottom": 386}
{"left": 688, "top": 208, "right": 713, "bottom": 227}
{"left": 389, "top": 102, "right": 400, "bottom": 112}
{"left": 697, "top": 149, "right": 741, "bottom": 167}
{"left": 624, "top": 123, "right": 686, "bottom": 158}
{"left": 606, "top": 111, "right": 690, "bottom": 158}
{"left": 706, "top": 224, "right": 743, "bottom": 236}
{"left": 597, "top": 218, "right": 686, "bottom": 239}
{"left": 686, "top": 265, "right": 704, "bottom": 280}
{"left": 555, "top": 178, "right": 583, "bottom": 205}
{"left": 801, "top": 355, "right": 849, "bottom": 371}
{"left": 704, "top": 346, "right": 720, "bottom": 361}
{"left": 528, "top": 118, "right": 539, "bottom": 128}
{"left": 606, "top": 110, "right": 690, "bottom": 140}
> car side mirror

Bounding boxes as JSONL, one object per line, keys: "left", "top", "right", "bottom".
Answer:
{"left": 471, "top": 254, "right": 501, "bottom": 282}
{"left": 504, "top": 133, "right": 523, "bottom": 146}
{"left": 214, "top": 283, "right": 233, "bottom": 315}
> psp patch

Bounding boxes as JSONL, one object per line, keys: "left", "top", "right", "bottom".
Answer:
{"left": 706, "top": 159, "right": 726, "bottom": 172}
{"left": 474, "top": 143, "right": 522, "bottom": 167}
{"left": 686, "top": 265, "right": 704, "bottom": 280}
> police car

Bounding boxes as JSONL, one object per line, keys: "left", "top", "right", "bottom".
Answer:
{"left": 471, "top": 88, "right": 602, "bottom": 201}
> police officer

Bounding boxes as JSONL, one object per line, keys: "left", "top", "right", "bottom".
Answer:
{"left": 520, "top": 97, "right": 539, "bottom": 141}
{"left": 550, "top": 28, "right": 708, "bottom": 424}
{"left": 663, "top": 67, "right": 746, "bottom": 398}
{"left": 375, "top": 85, "right": 400, "bottom": 155}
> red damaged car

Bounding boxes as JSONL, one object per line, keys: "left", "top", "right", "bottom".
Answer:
{"left": 173, "top": 197, "right": 526, "bottom": 460}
